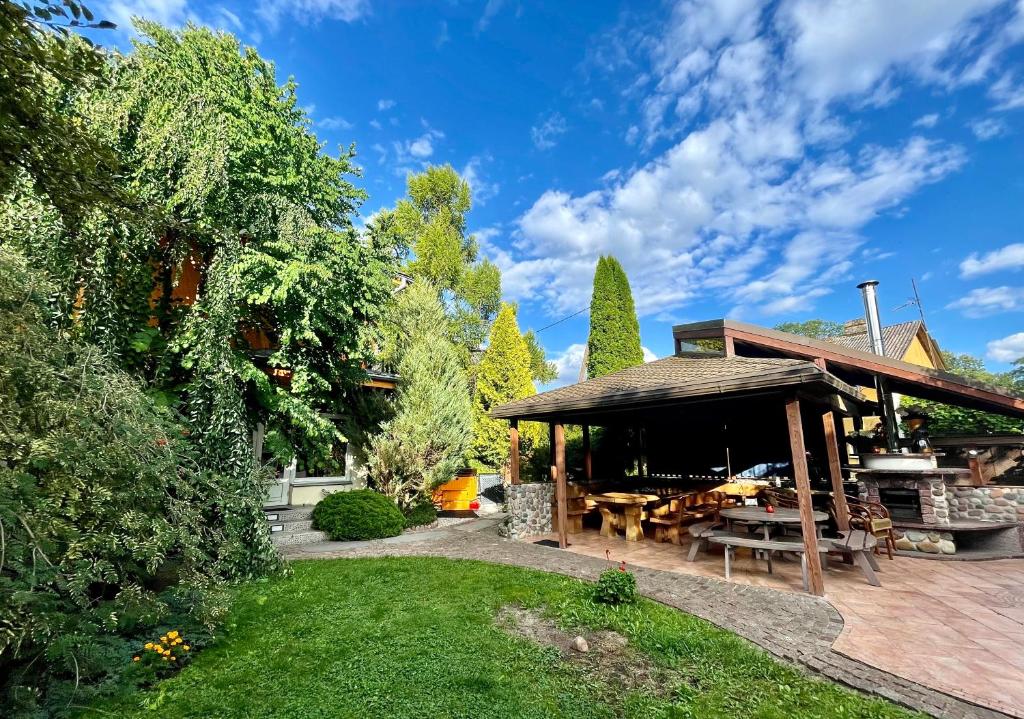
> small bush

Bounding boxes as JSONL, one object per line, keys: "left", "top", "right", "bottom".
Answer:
{"left": 403, "top": 500, "right": 438, "bottom": 529}
{"left": 594, "top": 566, "right": 638, "bottom": 605}
{"left": 312, "top": 490, "right": 404, "bottom": 540}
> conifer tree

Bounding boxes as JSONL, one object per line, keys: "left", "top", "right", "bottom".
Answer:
{"left": 367, "top": 283, "right": 472, "bottom": 508}
{"left": 586, "top": 255, "right": 643, "bottom": 379}
{"left": 471, "top": 303, "right": 542, "bottom": 472}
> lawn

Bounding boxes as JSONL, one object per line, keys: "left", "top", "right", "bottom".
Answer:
{"left": 80, "top": 558, "right": 920, "bottom": 719}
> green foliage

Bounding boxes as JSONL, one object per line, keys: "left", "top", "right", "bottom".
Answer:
{"left": 903, "top": 351, "right": 1024, "bottom": 435}
{"left": 381, "top": 165, "right": 502, "bottom": 364}
{"left": 311, "top": 490, "right": 404, "bottom": 541}
{"left": 471, "top": 304, "right": 543, "bottom": 473}
{"left": 1, "top": 20, "right": 399, "bottom": 477}
{"left": 0, "top": 248, "right": 262, "bottom": 716}
{"left": 403, "top": 501, "right": 438, "bottom": 529}
{"left": 523, "top": 329, "right": 558, "bottom": 384}
{"left": 82, "top": 558, "right": 919, "bottom": 719}
{"left": 0, "top": 2, "right": 118, "bottom": 219}
{"left": 773, "top": 319, "right": 845, "bottom": 339}
{"left": 594, "top": 567, "right": 638, "bottom": 605}
{"left": 366, "top": 283, "right": 472, "bottom": 508}
{"left": 586, "top": 255, "right": 643, "bottom": 379}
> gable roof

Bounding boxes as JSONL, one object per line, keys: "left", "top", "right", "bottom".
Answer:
{"left": 491, "top": 355, "right": 865, "bottom": 421}
{"left": 828, "top": 320, "right": 921, "bottom": 358}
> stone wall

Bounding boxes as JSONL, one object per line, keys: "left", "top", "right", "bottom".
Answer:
{"left": 502, "top": 483, "right": 554, "bottom": 539}
{"left": 946, "top": 485, "right": 1024, "bottom": 523}
{"left": 859, "top": 476, "right": 950, "bottom": 526}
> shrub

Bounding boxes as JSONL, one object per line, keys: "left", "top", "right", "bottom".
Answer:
{"left": 403, "top": 500, "right": 438, "bottom": 529}
{"left": 594, "top": 566, "right": 638, "bottom": 605}
{"left": 312, "top": 490, "right": 404, "bottom": 541}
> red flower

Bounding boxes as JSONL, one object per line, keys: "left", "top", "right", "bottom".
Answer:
{"left": 156, "top": 438, "right": 168, "bottom": 447}
{"left": 618, "top": 561, "right": 627, "bottom": 572}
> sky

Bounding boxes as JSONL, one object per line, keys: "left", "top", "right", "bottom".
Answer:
{"left": 92, "top": 0, "right": 1024, "bottom": 386}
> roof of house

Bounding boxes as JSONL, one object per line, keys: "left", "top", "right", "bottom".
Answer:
{"left": 491, "top": 354, "right": 866, "bottom": 421}
{"left": 672, "top": 319, "right": 1024, "bottom": 418}
{"left": 827, "top": 320, "right": 923, "bottom": 359}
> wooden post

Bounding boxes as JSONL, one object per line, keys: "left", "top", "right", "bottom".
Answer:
{"left": 636, "top": 425, "right": 646, "bottom": 479}
{"left": 723, "top": 333, "right": 736, "bottom": 357}
{"left": 554, "top": 422, "right": 568, "bottom": 549}
{"left": 549, "top": 423, "right": 556, "bottom": 482}
{"left": 582, "top": 424, "right": 592, "bottom": 481}
{"left": 509, "top": 419, "right": 520, "bottom": 486}
{"left": 785, "top": 397, "right": 825, "bottom": 596}
{"left": 822, "top": 409, "right": 850, "bottom": 531}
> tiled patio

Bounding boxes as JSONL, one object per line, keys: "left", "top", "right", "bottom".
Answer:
{"left": 545, "top": 527, "right": 1024, "bottom": 718}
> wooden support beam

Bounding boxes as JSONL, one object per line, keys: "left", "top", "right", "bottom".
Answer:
{"left": 785, "top": 397, "right": 825, "bottom": 596}
{"left": 582, "top": 424, "right": 592, "bottom": 481}
{"left": 549, "top": 423, "right": 556, "bottom": 482}
{"left": 813, "top": 357, "right": 827, "bottom": 370}
{"left": 723, "top": 333, "right": 736, "bottom": 357}
{"left": 822, "top": 409, "right": 849, "bottom": 532}
{"left": 554, "top": 422, "right": 568, "bottom": 549}
{"left": 509, "top": 419, "right": 520, "bottom": 486}
{"left": 636, "top": 425, "right": 646, "bottom": 478}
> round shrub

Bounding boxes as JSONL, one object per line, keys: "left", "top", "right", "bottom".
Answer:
{"left": 312, "top": 490, "right": 404, "bottom": 541}
{"left": 403, "top": 500, "right": 438, "bottom": 529}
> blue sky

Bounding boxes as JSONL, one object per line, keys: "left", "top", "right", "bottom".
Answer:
{"left": 95, "top": 0, "right": 1024, "bottom": 385}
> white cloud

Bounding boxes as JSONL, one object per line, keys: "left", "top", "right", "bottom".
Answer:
{"left": 317, "top": 116, "right": 352, "bottom": 131}
{"left": 377, "top": 98, "right": 396, "bottom": 111}
{"left": 462, "top": 155, "right": 500, "bottom": 206}
{"left": 987, "top": 332, "right": 1024, "bottom": 362}
{"left": 435, "top": 20, "right": 450, "bottom": 48}
{"left": 947, "top": 286, "right": 1024, "bottom": 318}
{"left": 960, "top": 243, "right": 1024, "bottom": 278}
{"left": 257, "top": 0, "right": 369, "bottom": 29}
{"left": 496, "top": 0, "right": 1006, "bottom": 320}
{"left": 390, "top": 126, "right": 445, "bottom": 174}
{"left": 476, "top": 0, "right": 505, "bottom": 33}
{"left": 913, "top": 113, "right": 940, "bottom": 128}
{"left": 531, "top": 113, "right": 568, "bottom": 150}
{"left": 642, "top": 346, "right": 658, "bottom": 362}
{"left": 990, "top": 71, "right": 1024, "bottom": 109}
{"left": 969, "top": 117, "right": 1007, "bottom": 140}
{"left": 408, "top": 136, "right": 434, "bottom": 158}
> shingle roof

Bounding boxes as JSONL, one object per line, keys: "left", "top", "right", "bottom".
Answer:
{"left": 491, "top": 355, "right": 864, "bottom": 420}
{"left": 827, "top": 320, "right": 922, "bottom": 359}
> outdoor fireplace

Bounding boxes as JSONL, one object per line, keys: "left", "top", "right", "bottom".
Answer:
{"left": 878, "top": 488, "right": 923, "bottom": 521}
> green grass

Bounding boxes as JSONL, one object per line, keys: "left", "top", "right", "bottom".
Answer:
{"left": 79, "top": 558, "right": 921, "bottom": 719}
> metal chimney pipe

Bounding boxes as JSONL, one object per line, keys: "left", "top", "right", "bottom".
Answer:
{"left": 856, "top": 280, "right": 900, "bottom": 451}
{"left": 857, "top": 280, "right": 886, "bottom": 356}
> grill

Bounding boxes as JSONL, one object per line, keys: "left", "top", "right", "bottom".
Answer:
{"left": 879, "top": 488, "right": 922, "bottom": 521}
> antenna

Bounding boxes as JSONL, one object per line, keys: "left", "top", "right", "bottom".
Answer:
{"left": 893, "top": 278, "right": 926, "bottom": 323}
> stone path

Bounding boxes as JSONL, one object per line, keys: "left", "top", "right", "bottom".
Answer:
{"left": 282, "top": 523, "right": 1012, "bottom": 719}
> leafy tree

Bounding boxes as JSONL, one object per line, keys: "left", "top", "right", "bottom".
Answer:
{"left": 2, "top": 21, "right": 400, "bottom": 477}
{"left": 586, "top": 255, "right": 643, "bottom": 379}
{"left": 524, "top": 329, "right": 558, "bottom": 384}
{"left": 366, "top": 283, "right": 472, "bottom": 508}
{"left": 471, "top": 304, "right": 543, "bottom": 473}
{"left": 0, "top": 247, "right": 276, "bottom": 715}
{"left": 0, "top": 1, "right": 117, "bottom": 219}
{"left": 774, "top": 319, "right": 845, "bottom": 340}
{"left": 903, "top": 351, "right": 1024, "bottom": 435}
{"left": 381, "top": 165, "right": 502, "bottom": 363}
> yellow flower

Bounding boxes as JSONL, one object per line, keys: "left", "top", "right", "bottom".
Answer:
{"left": 168, "top": 630, "right": 179, "bottom": 639}
{"left": 183, "top": 645, "right": 190, "bottom": 652}
{"left": 162, "top": 656, "right": 169, "bottom": 662}
{"left": 133, "top": 656, "right": 140, "bottom": 662}
{"left": 160, "top": 635, "right": 168, "bottom": 643}
{"left": 144, "top": 642, "right": 154, "bottom": 650}
{"left": 170, "top": 656, "right": 176, "bottom": 662}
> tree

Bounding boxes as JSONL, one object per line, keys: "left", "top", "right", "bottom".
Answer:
{"left": 471, "top": 304, "right": 542, "bottom": 472}
{"left": 903, "top": 351, "right": 1024, "bottom": 435}
{"left": 366, "top": 283, "right": 472, "bottom": 508}
{"left": 1, "top": 21, "right": 400, "bottom": 477}
{"left": 586, "top": 255, "right": 643, "bottom": 379}
{"left": 524, "top": 329, "right": 558, "bottom": 384}
{"left": 381, "top": 165, "right": 502, "bottom": 364}
{"left": 0, "top": 2, "right": 118, "bottom": 219}
{"left": 774, "top": 319, "right": 845, "bottom": 340}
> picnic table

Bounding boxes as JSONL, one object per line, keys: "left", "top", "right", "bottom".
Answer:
{"left": 719, "top": 506, "right": 827, "bottom": 541}
{"left": 585, "top": 492, "right": 661, "bottom": 542}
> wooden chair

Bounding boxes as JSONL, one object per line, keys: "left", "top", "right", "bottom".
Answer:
{"left": 842, "top": 495, "right": 896, "bottom": 560}
{"left": 650, "top": 492, "right": 732, "bottom": 545}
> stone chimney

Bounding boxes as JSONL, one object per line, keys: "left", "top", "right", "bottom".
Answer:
{"left": 843, "top": 318, "right": 867, "bottom": 336}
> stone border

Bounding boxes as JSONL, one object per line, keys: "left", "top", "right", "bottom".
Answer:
{"left": 282, "top": 527, "right": 1011, "bottom": 719}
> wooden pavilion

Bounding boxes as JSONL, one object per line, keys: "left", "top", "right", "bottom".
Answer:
{"left": 492, "top": 354, "right": 872, "bottom": 596}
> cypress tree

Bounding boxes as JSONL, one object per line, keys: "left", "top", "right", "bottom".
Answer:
{"left": 586, "top": 255, "right": 643, "bottom": 379}
{"left": 471, "top": 303, "right": 542, "bottom": 471}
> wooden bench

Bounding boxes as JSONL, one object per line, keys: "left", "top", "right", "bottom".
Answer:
{"left": 684, "top": 521, "right": 734, "bottom": 561}
{"left": 709, "top": 534, "right": 822, "bottom": 592}
{"left": 650, "top": 492, "right": 735, "bottom": 545}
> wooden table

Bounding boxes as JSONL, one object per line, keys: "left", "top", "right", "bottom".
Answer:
{"left": 719, "top": 506, "right": 828, "bottom": 541}
{"left": 586, "top": 492, "right": 661, "bottom": 542}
